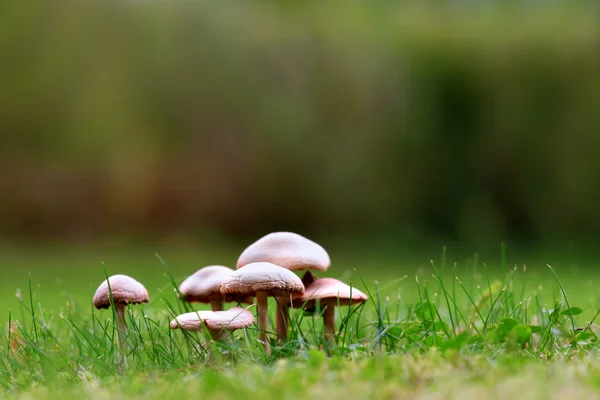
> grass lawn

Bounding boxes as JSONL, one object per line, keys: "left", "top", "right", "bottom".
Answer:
{"left": 1, "top": 239, "right": 600, "bottom": 399}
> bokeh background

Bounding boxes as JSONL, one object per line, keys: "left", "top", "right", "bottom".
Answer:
{"left": 1, "top": 1, "right": 600, "bottom": 313}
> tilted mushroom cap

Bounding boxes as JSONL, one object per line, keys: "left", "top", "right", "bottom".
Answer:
{"left": 169, "top": 307, "right": 254, "bottom": 332}
{"left": 237, "top": 232, "right": 330, "bottom": 272}
{"left": 179, "top": 265, "right": 252, "bottom": 303}
{"left": 291, "top": 277, "right": 368, "bottom": 308}
{"left": 93, "top": 274, "right": 149, "bottom": 309}
{"left": 221, "top": 262, "right": 305, "bottom": 299}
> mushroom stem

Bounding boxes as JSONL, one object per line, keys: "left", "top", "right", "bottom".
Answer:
{"left": 209, "top": 329, "right": 229, "bottom": 342}
{"left": 323, "top": 303, "right": 336, "bottom": 343}
{"left": 205, "top": 329, "right": 231, "bottom": 364}
{"left": 256, "top": 291, "right": 271, "bottom": 355}
{"left": 210, "top": 295, "right": 223, "bottom": 312}
{"left": 115, "top": 303, "right": 128, "bottom": 372}
{"left": 275, "top": 296, "right": 289, "bottom": 341}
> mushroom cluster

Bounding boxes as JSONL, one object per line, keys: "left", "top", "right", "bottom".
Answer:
{"left": 176, "top": 231, "right": 368, "bottom": 354}
{"left": 92, "top": 231, "right": 368, "bottom": 367}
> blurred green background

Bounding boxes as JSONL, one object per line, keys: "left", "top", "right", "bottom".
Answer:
{"left": 2, "top": 1, "right": 600, "bottom": 245}
{"left": 1, "top": 1, "right": 600, "bottom": 316}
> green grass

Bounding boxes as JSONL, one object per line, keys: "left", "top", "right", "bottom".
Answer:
{"left": 1, "top": 241, "right": 600, "bottom": 399}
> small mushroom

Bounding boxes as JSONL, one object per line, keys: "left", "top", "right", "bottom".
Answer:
{"left": 292, "top": 272, "right": 367, "bottom": 343}
{"left": 179, "top": 265, "right": 253, "bottom": 311}
{"left": 93, "top": 274, "right": 149, "bottom": 371}
{"left": 221, "top": 262, "right": 304, "bottom": 354}
{"left": 169, "top": 307, "right": 255, "bottom": 340}
{"left": 237, "top": 232, "right": 330, "bottom": 340}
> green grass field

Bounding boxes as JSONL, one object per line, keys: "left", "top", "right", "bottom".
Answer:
{"left": 1, "top": 241, "right": 600, "bottom": 399}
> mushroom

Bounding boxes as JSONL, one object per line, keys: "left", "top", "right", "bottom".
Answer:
{"left": 292, "top": 272, "right": 367, "bottom": 343}
{"left": 92, "top": 274, "right": 149, "bottom": 371}
{"left": 169, "top": 307, "right": 255, "bottom": 341}
{"left": 237, "top": 232, "right": 330, "bottom": 340}
{"left": 220, "top": 262, "right": 304, "bottom": 354}
{"left": 237, "top": 231, "right": 330, "bottom": 271}
{"left": 179, "top": 265, "right": 253, "bottom": 311}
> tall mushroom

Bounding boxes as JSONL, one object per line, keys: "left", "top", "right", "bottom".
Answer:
{"left": 220, "top": 262, "right": 304, "bottom": 355}
{"left": 169, "top": 307, "right": 255, "bottom": 341}
{"left": 237, "top": 232, "right": 330, "bottom": 340}
{"left": 292, "top": 272, "right": 367, "bottom": 343}
{"left": 179, "top": 265, "right": 253, "bottom": 311}
{"left": 93, "top": 274, "right": 149, "bottom": 371}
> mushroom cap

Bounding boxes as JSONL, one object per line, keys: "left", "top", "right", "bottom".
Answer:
{"left": 237, "top": 232, "right": 330, "bottom": 272}
{"left": 179, "top": 265, "right": 253, "bottom": 304}
{"left": 169, "top": 307, "right": 254, "bottom": 332}
{"left": 221, "top": 262, "right": 305, "bottom": 298}
{"left": 92, "top": 274, "right": 149, "bottom": 309}
{"left": 291, "top": 277, "right": 368, "bottom": 308}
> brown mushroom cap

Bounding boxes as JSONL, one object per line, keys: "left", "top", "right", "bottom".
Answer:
{"left": 93, "top": 274, "right": 149, "bottom": 309}
{"left": 179, "top": 265, "right": 253, "bottom": 304}
{"left": 221, "top": 262, "right": 305, "bottom": 299}
{"left": 291, "top": 277, "right": 368, "bottom": 308}
{"left": 169, "top": 307, "right": 255, "bottom": 332}
{"left": 237, "top": 232, "right": 330, "bottom": 272}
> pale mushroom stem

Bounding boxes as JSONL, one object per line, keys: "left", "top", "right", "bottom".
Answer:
{"left": 209, "top": 329, "right": 229, "bottom": 342}
{"left": 210, "top": 295, "right": 223, "bottom": 312}
{"left": 206, "top": 329, "right": 229, "bottom": 362}
{"left": 115, "top": 303, "right": 128, "bottom": 372}
{"left": 275, "top": 296, "right": 289, "bottom": 341}
{"left": 323, "top": 303, "right": 336, "bottom": 343}
{"left": 256, "top": 291, "right": 271, "bottom": 355}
